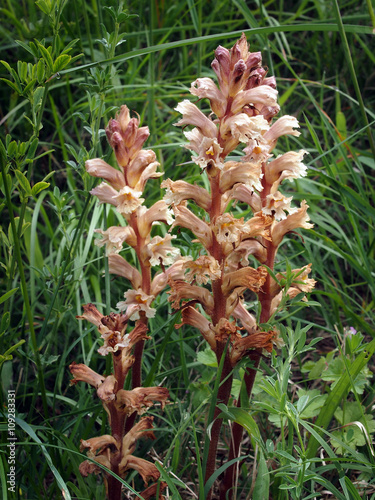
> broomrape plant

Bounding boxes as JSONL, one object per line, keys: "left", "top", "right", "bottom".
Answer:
{"left": 70, "top": 34, "right": 315, "bottom": 499}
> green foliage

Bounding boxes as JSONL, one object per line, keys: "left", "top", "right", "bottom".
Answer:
{"left": 0, "top": 0, "right": 374, "bottom": 498}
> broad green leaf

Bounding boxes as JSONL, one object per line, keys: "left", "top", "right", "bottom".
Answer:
{"left": 31, "top": 181, "right": 50, "bottom": 197}
{"left": 252, "top": 453, "right": 270, "bottom": 500}
{"left": 52, "top": 54, "right": 71, "bottom": 73}
{"left": 218, "top": 405, "right": 262, "bottom": 442}
{"left": 14, "top": 170, "right": 32, "bottom": 196}
{"left": 306, "top": 337, "right": 375, "bottom": 458}
{"left": 197, "top": 347, "right": 217, "bottom": 367}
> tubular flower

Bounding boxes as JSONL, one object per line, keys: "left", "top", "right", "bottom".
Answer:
{"left": 146, "top": 234, "right": 180, "bottom": 266}
{"left": 272, "top": 200, "right": 313, "bottom": 246}
{"left": 94, "top": 226, "right": 137, "bottom": 254}
{"left": 174, "top": 100, "right": 218, "bottom": 138}
{"left": 85, "top": 159, "right": 125, "bottom": 190}
{"left": 113, "top": 186, "right": 144, "bottom": 215}
{"left": 162, "top": 177, "right": 212, "bottom": 211}
{"left": 168, "top": 280, "right": 214, "bottom": 315}
{"left": 266, "top": 150, "right": 308, "bottom": 191}
{"left": 115, "top": 387, "right": 170, "bottom": 415}
{"left": 108, "top": 254, "right": 142, "bottom": 289}
{"left": 262, "top": 192, "right": 298, "bottom": 221}
{"left": 183, "top": 128, "right": 224, "bottom": 171}
{"left": 117, "top": 288, "right": 156, "bottom": 320}
{"left": 136, "top": 201, "right": 174, "bottom": 238}
{"left": 172, "top": 205, "right": 213, "bottom": 249}
{"left": 183, "top": 255, "right": 222, "bottom": 285}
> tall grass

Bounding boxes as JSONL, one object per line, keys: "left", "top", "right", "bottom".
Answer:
{"left": 0, "top": 0, "right": 374, "bottom": 498}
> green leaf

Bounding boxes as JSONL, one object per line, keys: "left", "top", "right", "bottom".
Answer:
{"left": 31, "top": 181, "right": 50, "bottom": 197}
{"left": 14, "top": 170, "right": 32, "bottom": 196}
{"left": 15, "top": 40, "right": 39, "bottom": 57}
{"left": 36, "top": 59, "right": 45, "bottom": 83}
{"left": 197, "top": 347, "right": 217, "bottom": 367}
{"left": 17, "top": 60, "right": 28, "bottom": 82}
{"left": 52, "top": 54, "right": 71, "bottom": 73}
{"left": 23, "top": 78, "right": 37, "bottom": 95}
{"left": 35, "top": 41, "right": 54, "bottom": 71}
{"left": 218, "top": 405, "right": 262, "bottom": 443}
{"left": 306, "top": 337, "right": 375, "bottom": 458}
{"left": 0, "top": 78, "right": 21, "bottom": 94}
{"left": 0, "top": 287, "right": 18, "bottom": 305}
{"left": 252, "top": 451, "right": 270, "bottom": 500}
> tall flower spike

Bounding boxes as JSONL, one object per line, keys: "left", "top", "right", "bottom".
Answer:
{"left": 169, "top": 34, "right": 314, "bottom": 499}
{"left": 70, "top": 104, "right": 178, "bottom": 499}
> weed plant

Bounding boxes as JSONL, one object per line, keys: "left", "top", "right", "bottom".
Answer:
{"left": 0, "top": 1, "right": 375, "bottom": 499}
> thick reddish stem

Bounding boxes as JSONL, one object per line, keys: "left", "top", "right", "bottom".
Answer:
{"left": 220, "top": 352, "right": 261, "bottom": 500}
{"left": 205, "top": 346, "right": 233, "bottom": 500}
{"left": 220, "top": 161, "right": 278, "bottom": 498}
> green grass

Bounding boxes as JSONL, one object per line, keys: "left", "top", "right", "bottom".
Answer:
{"left": 1, "top": 0, "right": 375, "bottom": 498}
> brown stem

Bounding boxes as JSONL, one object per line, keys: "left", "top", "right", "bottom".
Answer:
{"left": 205, "top": 346, "right": 233, "bottom": 500}
{"left": 220, "top": 352, "right": 261, "bottom": 500}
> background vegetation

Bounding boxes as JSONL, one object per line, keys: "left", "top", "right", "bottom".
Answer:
{"left": 0, "top": 0, "right": 374, "bottom": 498}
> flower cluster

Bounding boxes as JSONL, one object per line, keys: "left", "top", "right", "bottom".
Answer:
{"left": 70, "top": 107, "right": 183, "bottom": 498}
{"left": 164, "top": 34, "right": 314, "bottom": 365}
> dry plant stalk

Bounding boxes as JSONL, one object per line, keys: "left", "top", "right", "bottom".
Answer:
{"left": 69, "top": 107, "right": 184, "bottom": 499}
{"left": 164, "top": 33, "right": 315, "bottom": 498}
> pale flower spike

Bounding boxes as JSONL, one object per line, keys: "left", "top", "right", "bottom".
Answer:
{"left": 70, "top": 104, "right": 176, "bottom": 498}
{"left": 166, "top": 33, "right": 314, "bottom": 497}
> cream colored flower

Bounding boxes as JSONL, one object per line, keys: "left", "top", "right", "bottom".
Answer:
{"left": 183, "top": 255, "right": 221, "bottom": 285}
{"left": 120, "top": 455, "right": 160, "bottom": 486}
{"left": 231, "top": 85, "right": 278, "bottom": 114}
{"left": 184, "top": 128, "right": 224, "bottom": 171}
{"left": 225, "top": 239, "right": 267, "bottom": 272}
{"left": 168, "top": 280, "right": 214, "bottom": 315}
{"left": 177, "top": 306, "right": 216, "bottom": 350}
{"left": 85, "top": 158, "right": 125, "bottom": 190}
{"left": 150, "top": 257, "right": 190, "bottom": 296}
{"left": 264, "top": 115, "right": 300, "bottom": 152}
{"left": 116, "top": 387, "right": 169, "bottom": 415}
{"left": 266, "top": 150, "right": 308, "bottom": 192}
{"left": 127, "top": 149, "right": 161, "bottom": 190}
{"left": 172, "top": 205, "right": 213, "bottom": 249}
{"left": 232, "top": 184, "right": 262, "bottom": 213}
{"left": 147, "top": 234, "right": 180, "bottom": 266}
{"left": 113, "top": 186, "right": 144, "bottom": 215}
{"left": 76, "top": 303, "right": 104, "bottom": 328}
{"left": 272, "top": 200, "right": 313, "bottom": 246}
{"left": 222, "top": 114, "right": 269, "bottom": 143}
{"left": 137, "top": 201, "right": 174, "bottom": 238}
{"left": 108, "top": 254, "right": 142, "bottom": 289}
{"left": 98, "top": 331, "right": 130, "bottom": 356}
{"left": 232, "top": 301, "right": 256, "bottom": 333}
{"left": 262, "top": 192, "right": 298, "bottom": 221}
{"left": 222, "top": 266, "right": 268, "bottom": 295}
{"left": 90, "top": 182, "right": 120, "bottom": 207}
{"left": 94, "top": 226, "right": 137, "bottom": 254}
{"left": 220, "top": 161, "right": 263, "bottom": 192}
{"left": 162, "top": 178, "right": 211, "bottom": 211}
{"left": 213, "top": 213, "right": 246, "bottom": 246}
{"left": 117, "top": 288, "right": 156, "bottom": 320}
{"left": 69, "top": 362, "right": 105, "bottom": 388}
{"left": 174, "top": 100, "right": 218, "bottom": 138}
{"left": 190, "top": 77, "right": 226, "bottom": 118}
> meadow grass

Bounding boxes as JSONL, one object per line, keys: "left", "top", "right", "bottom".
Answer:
{"left": 0, "top": 0, "right": 374, "bottom": 498}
